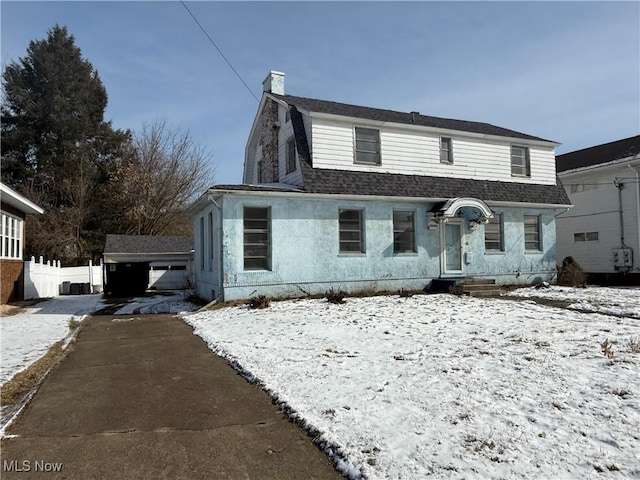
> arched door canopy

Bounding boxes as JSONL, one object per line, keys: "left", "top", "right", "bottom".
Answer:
{"left": 435, "top": 197, "right": 494, "bottom": 219}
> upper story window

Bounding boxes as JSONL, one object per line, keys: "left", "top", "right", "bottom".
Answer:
{"left": 393, "top": 211, "right": 416, "bottom": 254}
{"left": 440, "top": 137, "right": 453, "bottom": 164}
{"left": 511, "top": 145, "right": 531, "bottom": 177}
{"left": 354, "top": 127, "right": 381, "bottom": 165}
{"left": 0, "top": 212, "right": 23, "bottom": 260}
{"left": 339, "top": 209, "right": 365, "bottom": 253}
{"left": 244, "top": 207, "right": 271, "bottom": 270}
{"left": 524, "top": 215, "right": 541, "bottom": 251}
{"left": 484, "top": 214, "right": 504, "bottom": 252}
{"left": 286, "top": 137, "right": 297, "bottom": 175}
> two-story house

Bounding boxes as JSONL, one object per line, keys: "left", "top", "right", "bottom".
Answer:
{"left": 556, "top": 136, "right": 640, "bottom": 284}
{"left": 188, "top": 71, "right": 570, "bottom": 302}
{"left": 1, "top": 182, "right": 44, "bottom": 303}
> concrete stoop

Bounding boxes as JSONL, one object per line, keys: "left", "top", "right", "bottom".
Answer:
{"left": 430, "top": 278, "right": 503, "bottom": 297}
{"left": 459, "top": 279, "right": 504, "bottom": 297}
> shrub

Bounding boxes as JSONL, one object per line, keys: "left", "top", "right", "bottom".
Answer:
{"left": 557, "top": 256, "right": 587, "bottom": 287}
{"left": 326, "top": 289, "right": 346, "bottom": 304}
{"left": 628, "top": 337, "right": 640, "bottom": 354}
{"left": 247, "top": 295, "right": 270, "bottom": 309}
{"left": 398, "top": 288, "right": 414, "bottom": 298}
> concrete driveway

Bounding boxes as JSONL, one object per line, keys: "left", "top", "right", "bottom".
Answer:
{"left": 1, "top": 314, "right": 345, "bottom": 479}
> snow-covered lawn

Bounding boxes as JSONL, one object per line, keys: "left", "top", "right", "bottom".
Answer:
{"left": 184, "top": 289, "right": 640, "bottom": 479}
{"left": 507, "top": 285, "right": 640, "bottom": 319}
{"left": 0, "top": 295, "right": 105, "bottom": 386}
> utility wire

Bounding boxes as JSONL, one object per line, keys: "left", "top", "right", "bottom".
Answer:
{"left": 180, "top": 1, "right": 259, "bottom": 103}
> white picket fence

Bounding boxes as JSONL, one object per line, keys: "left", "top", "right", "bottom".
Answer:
{"left": 24, "top": 257, "right": 103, "bottom": 300}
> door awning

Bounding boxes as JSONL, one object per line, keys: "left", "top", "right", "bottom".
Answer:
{"left": 431, "top": 197, "right": 494, "bottom": 219}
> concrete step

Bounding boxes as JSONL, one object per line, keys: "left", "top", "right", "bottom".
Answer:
{"left": 468, "top": 289, "right": 504, "bottom": 298}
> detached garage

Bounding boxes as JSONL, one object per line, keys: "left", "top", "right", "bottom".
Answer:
{"left": 103, "top": 235, "right": 194, "bottom": 297}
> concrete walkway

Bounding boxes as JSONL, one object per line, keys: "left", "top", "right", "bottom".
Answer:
{"left": 1, "top": 314, "right": 345, "bottom": 479}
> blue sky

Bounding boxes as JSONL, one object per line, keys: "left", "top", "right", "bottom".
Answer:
{"left": 2, "top": 1, "right": 638, "bottom": 186}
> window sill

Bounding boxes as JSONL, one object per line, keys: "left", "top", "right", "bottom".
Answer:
{"left": 353, "top": 161, "right": 382, "bottom": 167}
{"left": 511, "top": 174, "right": 531, "bottom": 178}
{"left": 393, "top": 252, "right": 418, "bottom": 257}
{"left": 484, "top": 251, "right": 505, "bottom": 255}
{"left": 338, "top": 253, "right": 366, "bottom": 257}
{"left": 524, "top": 250, "right": 543, "bottom": 254}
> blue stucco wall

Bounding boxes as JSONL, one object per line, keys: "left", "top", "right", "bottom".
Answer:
{"left": 192, "top": 193, "right": 558, "bottom": 301}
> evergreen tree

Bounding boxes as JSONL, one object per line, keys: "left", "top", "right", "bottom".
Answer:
{"left": 1, "top": 25, "right": 130, "bottom": 264}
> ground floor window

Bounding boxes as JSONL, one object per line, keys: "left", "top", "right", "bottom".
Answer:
{"left": 393, "top": 211, "right": 415, "bottom": 253}
{"left": 484, "top": 214, "right": 503, "bottom": 252}
{"left": 244, "top": 207, "right": 271, "bottom": 270}
{"left": 524, "top": 215, "right": 541, "bottom": 251}
{"left": 339, "top": 209, "right": 364, "bottom": 253}
{"left": 0, "top": 212, "right": 22, "bottom": 259}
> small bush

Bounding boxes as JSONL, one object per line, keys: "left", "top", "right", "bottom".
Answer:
{"left": 326, "top": 289, "right": 346, "bottom": 304}
{"left": 601, "top": 338, "right": 614, "bottom": 359}
{"left": 247, "top": 295, "right": 270, "bottom": 309}
{"left": 557, "top": 256, "right": 587, "bottom": 287}
{"left": 398, "top": 288, "right": 413, "bottom": 298}
{"left": 628, "top": 337, "right": 640, "bottom": 354}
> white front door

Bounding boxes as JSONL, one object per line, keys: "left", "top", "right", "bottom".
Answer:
{"left": 442, "top": 220, "right": 464, "bottom": 275}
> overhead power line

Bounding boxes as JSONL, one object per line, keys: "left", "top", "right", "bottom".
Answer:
{"left": 180, "top": 1, "right": 259, "bottom": 103}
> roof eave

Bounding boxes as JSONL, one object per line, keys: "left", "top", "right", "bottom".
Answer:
{"left": 0, "top": 183, "right": 44, "bottom": 215}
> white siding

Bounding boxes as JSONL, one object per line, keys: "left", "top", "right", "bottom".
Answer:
{"left": 556, "top": 164, "right": 640, "bottom": 273}
{"left": 310, "top": 117, "right": 557, "bottom": 185}
{"left": 277, "top": 107, "right": 303, "bottom": 186}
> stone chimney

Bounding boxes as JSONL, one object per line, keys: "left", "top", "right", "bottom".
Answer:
{"left": 262, "top": 70, "right": 285, "bottom": 95}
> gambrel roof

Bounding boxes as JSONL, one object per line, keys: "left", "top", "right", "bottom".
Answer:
{"left": 283, "top": 104, "right": 570, "bottom": 206}
{"left": 272, "top": 93, "right": 555, "bottom": 143}
{"left": 556, "top": 135, "right": 640, "bottom": 173}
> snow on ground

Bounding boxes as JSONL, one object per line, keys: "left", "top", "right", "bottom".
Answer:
{"left": 0, "top": 295, "right": 105, "bottom": 386}
{"left": 109, "top": 292, "right": 200, "bottom": 315}
{"left": 184, "top": 290, "right": 640, "bottom": 479}
{"left": 507, "top": 285, "right": 640, "bottom": 319}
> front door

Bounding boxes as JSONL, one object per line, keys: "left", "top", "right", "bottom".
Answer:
{"left": 442, "top": 221, "right": 463, "bottom": 275}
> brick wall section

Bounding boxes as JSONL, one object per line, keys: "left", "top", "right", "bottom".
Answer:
{"left": 259, "top": 98, "right": 280, "bottom": 183}
{"left": 0, "top": 259, "right": 24, "bottom": 304}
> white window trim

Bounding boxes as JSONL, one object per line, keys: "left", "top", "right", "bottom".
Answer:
{"left": 0, "top": 211, "right": 23, "bottom": 260}
{"left": 440, "top": 137, "right": 453, "bottom": 164}
{"left": 511, "top": 145, "right": 531, "bottom": 177}
{"left": 353, "top": 126, "right": 381, "bottom": 165}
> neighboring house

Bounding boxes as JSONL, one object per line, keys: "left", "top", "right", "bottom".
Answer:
{"left": 0, "top": 182, "right": 44, "bottom": 303}
{"left": 188, "top": 71, "right": 571, "bottom": 302}
{"left": 556, "top": 136, "right": 640, "bottom": 284}
{"left": 103, "top": 234, "right": 194, "bottom": 296}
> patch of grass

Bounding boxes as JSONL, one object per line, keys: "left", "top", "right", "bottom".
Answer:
{"left": 601, "top": 339, "right": 614, "bottom": 359}
{"left": 628, "top": 337, "right": 640, "bottom": 354}
{"left": 0, "top": 341, "right": 68, "bottom": 407}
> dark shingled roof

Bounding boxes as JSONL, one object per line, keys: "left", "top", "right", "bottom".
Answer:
{"left": 273, "top": 93, "right": 554, "bottom": 143}
{"left": 556, "top": 136, "right": 640, "bottom": 173}
{"left": 104, "top": 234, "right": 193, "bottom": 254}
